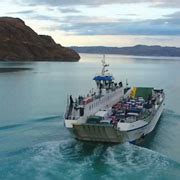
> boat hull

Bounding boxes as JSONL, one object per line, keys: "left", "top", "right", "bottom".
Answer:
{"left": 68, "top": 100, "right": 165, "bottom": 144}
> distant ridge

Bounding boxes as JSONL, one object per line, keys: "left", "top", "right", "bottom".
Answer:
{"left": 71, "top": 45, "right": 180, "bottom": 57}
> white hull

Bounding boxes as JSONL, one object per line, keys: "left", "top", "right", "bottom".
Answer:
{"left": 66, "top": 98, "right": 164, "bottom": 144}
{"left": 122, "top": 100, "right": 164, "bottom": 143}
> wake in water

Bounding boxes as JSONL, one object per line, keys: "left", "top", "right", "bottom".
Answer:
{"left": 0, "top": 115, "right": 62, "bottom": 132}
{"left": 1, "top": 109, "right": 180, "bottom": 180}
{"left": 30, "top": 115, "right": 63, "bottom": 123}
{"left": 0, "top": 123, "right": 24, "bottom": 131}
{"left": 6, "top": 139, "right": 179, "bottom": 180}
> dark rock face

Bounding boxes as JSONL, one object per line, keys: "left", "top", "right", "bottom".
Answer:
{"left": 0, "top": 17, "right": 80, "bottom": 61}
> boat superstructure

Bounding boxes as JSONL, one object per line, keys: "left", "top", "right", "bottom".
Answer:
{"left": 65, "top": 58, "right": 125, "bottom": 128}
{"left": 64, "top": 58, "right": 165, "bottom": 144}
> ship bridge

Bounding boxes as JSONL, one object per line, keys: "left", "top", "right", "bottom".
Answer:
{"left": 93, "top": 57, "right": 117, "bottom": 91}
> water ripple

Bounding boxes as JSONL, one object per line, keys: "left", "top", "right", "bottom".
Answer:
{"left": 14, "top": 140, "right": 180, "bottom": 180}
{"left": 0, "top": 124, "right": 24, "bottom": 131}
{"left": 0, "top": 115, "right": 62, "bottom": 132}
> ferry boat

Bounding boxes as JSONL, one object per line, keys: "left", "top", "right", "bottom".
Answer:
{"left": 64, "top": 58, "right": 165, "bottom": 144}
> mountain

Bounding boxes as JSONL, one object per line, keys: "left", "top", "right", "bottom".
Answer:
{"left": 0, "top": 17, "right": 80, "bottom": 61}
{"left": 71, "top": 45, "right": 180, "bottom": 57}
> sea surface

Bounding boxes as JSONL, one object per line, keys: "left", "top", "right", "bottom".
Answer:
{"left": 0, "top": 54, "right": 180, "bottom": 180}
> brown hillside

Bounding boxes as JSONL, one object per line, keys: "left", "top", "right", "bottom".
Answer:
{"left": 0, "top": 17, "right": 80, "bottom": 61}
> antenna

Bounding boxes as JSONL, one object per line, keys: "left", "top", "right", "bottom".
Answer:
{"left": 101, "top": 54, "right": 109, "bottom": 75}
{"left": 126, "top": 79, "right": 129, "bottom": 88}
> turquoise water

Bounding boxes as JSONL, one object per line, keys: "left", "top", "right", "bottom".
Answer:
{"left": 0, "top": 54, "right": 180, "bottom": 180}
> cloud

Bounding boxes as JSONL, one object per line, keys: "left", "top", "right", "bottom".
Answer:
{"left": 125, "top": 14, "right": 138, "bottom": 16}
{"left": 58, "top": 8, "right": 81, "bottom": 13}
{"left": 7, "top": 9, "right": 60, "bottom": 23}
{"left": 48, "top": 15, "right": 180, "bottom": 36}
{"left": 60, "top": 15, "right": 123, "bottom": 23}
{"left": 18, "top": 0, "right": 180, "bottom": 8}
{"left": 151, "top": 0, "right": 180, "bottom": 8}
{"left": 10, "top": 1, "right": 180, "bottom": 37}
{"left": 8, "top": 10, "right": 34, "bottom": 15}
{"left": 164, "top": 11, "right": 180, "bottom": 18}
{"left": 30, "top": 14, "right": 60, "bottom": 22}
{"left": 19, "top": 0, "right": 144, "bottom": 7}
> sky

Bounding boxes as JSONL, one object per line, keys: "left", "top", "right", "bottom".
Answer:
{"left": 1, "top": 0, "right": 180, "bottom": 47}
